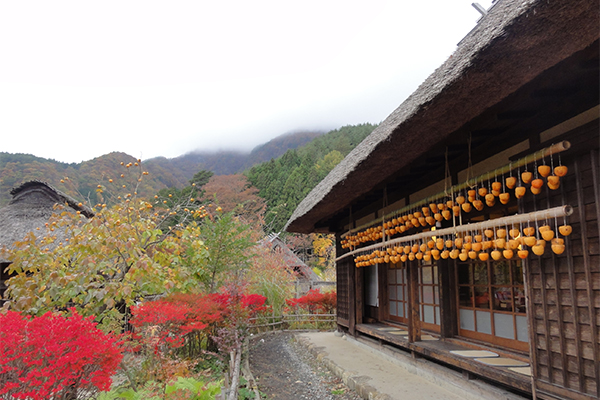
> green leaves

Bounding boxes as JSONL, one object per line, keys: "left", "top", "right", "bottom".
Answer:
{"left": 197, "top": 211, "right": 254, "bottom": 292}
{"left": 165, "top": 377, "right": 222, "bottom": 398}
{"left": 98, "top": 378, "right": 221, "bottom": 400}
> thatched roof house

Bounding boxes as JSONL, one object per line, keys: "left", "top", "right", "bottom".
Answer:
{"left": 0, "top": 181, "right": 93, "bottom": 263}
{"left": 0, "top": 181, "right": 93, "bottom": 303}
{"left": 262, "top": 233, "right": 320, "bottom": 282}
{"left": 285, "top": 0, "right": 599, "bottom": 398}
{"left": 286, "top": 0, "right": 599, "bottom": 234}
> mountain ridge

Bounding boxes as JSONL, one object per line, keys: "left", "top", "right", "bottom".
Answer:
{"left": 0, "top": 130, "right": 325, "bottom": 205}
{"left": 145, "top": 130, "right": 324, "bottom": 176}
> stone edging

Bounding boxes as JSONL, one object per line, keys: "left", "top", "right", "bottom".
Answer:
{"left": 293, "top": 333, "right": 393, "bottom": 400}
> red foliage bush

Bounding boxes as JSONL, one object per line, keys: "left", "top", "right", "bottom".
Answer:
{"left": 0, "top": 309, "right": 123, "bottom": 400}
{"left": 131, "top": 293, "right": 223, "bottom": 342}
{"left": 286, "top": 290, "right": 337, "bottom": 314}
{"left": 130, "top": 292, "right": 267, "bottom": 354}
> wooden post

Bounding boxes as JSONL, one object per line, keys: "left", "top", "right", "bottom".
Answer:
{"left": 439, "top": 258, "right": 457, "bottom": 338}
{"left": 349, "top": 262, "right": 356, "bottom": 336}
{"left": 408, "top": 260, "right": 421, "bottom": 342}
{"left": 378, "top": 262, "right": 388, "bottom": 322}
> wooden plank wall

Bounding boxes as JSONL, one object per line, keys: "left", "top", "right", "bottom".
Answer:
{"left": 336, "top": 258, "right": 351, "bottom": 326}
{"left": 525, "top": 122, "right": 599, "bottom": 400}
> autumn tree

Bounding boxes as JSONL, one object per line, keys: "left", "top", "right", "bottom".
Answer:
{"left": 1, "top": 163, "right": 247, "bottom": 330}
{"left": 202, "top": 174, "right": 266, "bottom": 224}
{"left": 155, "top": 169, "right": 213, "bottom": 211}
{"left": 311, "top": 233, "right": 336, "bottom": 279}
{"left": 284, "top": 233, "right": 336, "bottom": 280}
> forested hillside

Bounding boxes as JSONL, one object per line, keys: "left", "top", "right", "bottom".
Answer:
{"left": 0, "top": 152, "right": 190, "bottom": 206}
{"left": 246, "top": 123, "right": 377, "bottom": 232}
{"left": 0, "top": 123, "right": 373, "bottom": 215}
{"left": 0, "top": 130, "right": 323, "bottom": 205}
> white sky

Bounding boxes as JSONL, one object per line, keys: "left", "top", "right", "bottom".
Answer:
{"left": 0, "top": 0, "right": 493, "bottom": 164}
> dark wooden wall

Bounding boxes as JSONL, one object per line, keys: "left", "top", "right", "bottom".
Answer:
{"left": 336, "top": 259, "right": 351, "bottom": 327}
{"left": 525, "top": 122, "right": 599, "bottom": 400}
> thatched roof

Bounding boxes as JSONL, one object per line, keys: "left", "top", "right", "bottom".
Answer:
{"left": 285, "top": 0, "right": 599, "bottom": 234}
{"left": 0, "top": 181, "right": 93, "bottom": 263}
{"left": 262, "top": 233, "right": 320, "bottom": 282}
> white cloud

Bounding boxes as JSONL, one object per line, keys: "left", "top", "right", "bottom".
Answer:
{"left": 0, "top": 0, "right": 493, "bottom": 163}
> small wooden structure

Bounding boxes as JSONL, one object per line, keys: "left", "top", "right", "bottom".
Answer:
{"left": 285, "top": 1, "right": 599, "bottom": 399}
{"left": 0, "top": 181, "right": 93, "bottom": 304}
{"left": 261, "top": 233, "right": 322, "bottom": 295}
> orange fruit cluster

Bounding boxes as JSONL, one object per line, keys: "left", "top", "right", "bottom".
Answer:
{"left": 352, "top": 224, "right": 572, "bottom": 267}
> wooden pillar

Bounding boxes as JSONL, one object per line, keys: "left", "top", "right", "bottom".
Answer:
{"left": 439, "top": 258, "right": 457, "bottom": 338}
{"left": 408, "top": 260, "right": 421, "bottom": 342}
{"left": 349, "top": 262, "right": 356, "bottom": 336}
{"left": 378, "top": 263, "right": 388, "bottom": 322}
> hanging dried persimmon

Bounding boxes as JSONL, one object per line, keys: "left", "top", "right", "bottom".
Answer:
{"left": 491, "top": 249, "right": 502, "bottom": 260}
{"left": 559, "top": 225, "right": 572, "bottom": 236}
{"left": 538, "top": 165, "right": 551, "bottom": 177}
{"left": 515, "top": 186, "right": 527, "bottom": 198}
{"left": 554, "top": 165, "right": 568, "bottom": 177}
{"left": 505, "top": 176, "right": 517, "bottom": 189}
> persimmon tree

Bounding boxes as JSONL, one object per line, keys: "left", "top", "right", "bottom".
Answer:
{"left": 155, "top": 169, "right": 213, "bottom": 227}
{"left": 311, "top": 233, "right": 336, "bottom": 279}
{"left": 4, "top": 201, "right": 205, "bottom": 330}
{"left": 2, "top": 162, "right": 254, "bottom": 330}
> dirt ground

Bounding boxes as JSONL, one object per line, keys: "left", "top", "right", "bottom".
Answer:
{"left": 248, "top": 332, "right": 362, "bottom": 400}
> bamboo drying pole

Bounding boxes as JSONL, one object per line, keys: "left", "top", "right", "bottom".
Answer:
{"left": 341, "top": 141, "right": 571, "bottom": 239}
{"left": 336, "top": 205, "right": 573, "bottom": 262}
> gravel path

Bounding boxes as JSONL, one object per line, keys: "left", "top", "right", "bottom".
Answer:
{"left": 248, "top": 332, "right": 362, "bottom": 400}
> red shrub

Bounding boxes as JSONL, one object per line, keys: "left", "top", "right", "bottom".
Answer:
{"left": 130, "top": 292, "right": 267, "bottom": 354}
{"left": 0, "top": 309, "right": 123, "bottom": 400}
{"left": 286, "top": 290, "right": 337, "bottom": 314}
{"left": 132, "top": 294, "right": 222, "bottom": 337}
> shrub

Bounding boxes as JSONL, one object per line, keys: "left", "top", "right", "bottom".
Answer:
{"left": 130, "top": 292, "right": 267, "bottom": 358}
{"left": 286, "top": 289, "right": 337, "bottom": 314}
{"left": 0, "top": 309, "right": 123, "bottom": 400}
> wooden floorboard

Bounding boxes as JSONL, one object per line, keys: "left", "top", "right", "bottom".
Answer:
{"left": 355, "top": 323, "right": 532, "bottom": 394}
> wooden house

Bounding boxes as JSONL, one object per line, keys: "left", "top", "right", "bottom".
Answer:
{"left": 0, "top": 181, "right": 93, "bottom": 304}
{"left": 285, "top": 0, "right": 599, "bottom": 399}
{"left": 261, "top": 233, "right": 323, "bottom": 295}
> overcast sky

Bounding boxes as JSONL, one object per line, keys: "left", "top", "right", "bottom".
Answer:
{"left": 0, "top": 0, "right": 493, "bottom": 164}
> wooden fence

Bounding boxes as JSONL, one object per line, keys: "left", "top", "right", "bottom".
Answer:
{"left": 248, "top": 313, "right": 337, "bottom": 333}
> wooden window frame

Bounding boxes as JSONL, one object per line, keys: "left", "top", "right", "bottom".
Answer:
{"left": 456, "top": 258, "right": 529, "bottom": 352}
